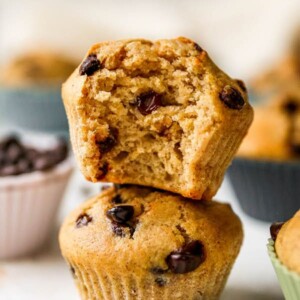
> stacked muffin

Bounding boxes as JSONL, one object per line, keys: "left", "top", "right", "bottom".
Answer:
{"left": 59, "top": 38, "right": 253, "bottom": 299}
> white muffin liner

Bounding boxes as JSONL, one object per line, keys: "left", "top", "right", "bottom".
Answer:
{"left": 0, "top": 158, "right": 73, "bottom": 259}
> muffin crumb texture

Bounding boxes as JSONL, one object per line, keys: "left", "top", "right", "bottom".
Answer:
{"left": 63, "top": 37, "right": 253, "bottom": 200}
{"left": 59, "top": 185, "right": 243, "bottom": 300}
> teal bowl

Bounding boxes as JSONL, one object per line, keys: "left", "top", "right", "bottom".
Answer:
{"left": 0, "top": 86, "right": 68, "bottom": 135}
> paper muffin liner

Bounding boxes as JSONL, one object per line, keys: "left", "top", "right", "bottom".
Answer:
{"left": 227, "top": 157, "right": 300, "bottom": 222}
{"left": 0, "top": 86, "right": 68, "bottom": 135}
{"left": 0, "top": 159, "right": 73, "bottom": 259}
{"left": 65, "top": 257, "right": 232, "bottom": 300}
{"left": 267, "top": 239, "right": 300, "bottom": 300}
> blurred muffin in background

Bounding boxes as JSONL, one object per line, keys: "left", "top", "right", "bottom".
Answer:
{"left": 268, "top": 211, "right": 300, "bottom": 300}
{"left": 0, "top": 50, "right": 78, "bottom": 135}
{"left": 238, "top": 85, "right": 300, "bottom": 160}
{"left": 1, "top": 51, "right": 77, "bottom": 87}
{"left": 251, "top": 28, "right": 300, "bottom": 103}
{"left": 227, "top": 84, "right": 300, "bottom": 222}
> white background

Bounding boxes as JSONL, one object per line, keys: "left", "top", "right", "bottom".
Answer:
{"left": 0, "top": 0, "right": 299, "bottom": 299}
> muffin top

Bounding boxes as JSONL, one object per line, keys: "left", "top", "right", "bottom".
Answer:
{"left": 60, "top": 185, "right": 243, "bottom": 276}
{"left": 238, "top": 84, "right": 300, "bottom": 160}
{"left": 274, "top": 210, "right": 300, "bottom": 274}
{"left": 0, "top": 51, "right": 77, "bottom": 87}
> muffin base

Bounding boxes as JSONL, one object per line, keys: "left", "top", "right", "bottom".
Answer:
{"left": 267, "top": 239, "right": 300, "bottom": 300}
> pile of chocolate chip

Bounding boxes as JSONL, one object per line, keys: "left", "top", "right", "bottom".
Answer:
{"left": 0, "top": 135, "right": 68, "bottom": 177}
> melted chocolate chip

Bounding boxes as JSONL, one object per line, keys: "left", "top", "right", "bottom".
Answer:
{"left": 111, "top": 194, "right": 123, "bottom": 204}
{"left": 283, "top": 99, "right": 299, "bottom": 115}
{"left": 270, "top": 222, "right": 285, "bottom": 241}
{"left": 97, "top": 128, "right": 118, "bottom": 154}
{"left": 106, "top": 205, "right": 134, "bottom": 223}
{"left": 79, "top": 54, "right": 101, "bottom": 76}
{"left": 76, "top": 213, "right": 92, "bottom": 228}
{"left": 135, "top": 91, "right": 163, "bottom": 115}
{"left": 155, "top": 277, "right": 166, "bottom": 287}
{"left": 236, "top": 79, "right": 247, "bottom": 92}
{"left": 194, "top": 43, "right": 203, "bottom": 52}
{"left": 166, "top": 240, "right": 205, "bottom": 274}
{"left": 98, "top": 162, "right": 109, "bottom": 179}
{"left": 219, "top": 86, "right": 245, "bottom": 110}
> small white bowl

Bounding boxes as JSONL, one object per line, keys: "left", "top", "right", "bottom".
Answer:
{"left": 0, "top": 134, "right": 73, "bottom": 259}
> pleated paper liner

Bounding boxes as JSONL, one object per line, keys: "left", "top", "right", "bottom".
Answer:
{"left": 267, "top": 239, "right": 300, "bottom": 300}
{"left": 227, "top": 157, "right": 300, "bottom": 222}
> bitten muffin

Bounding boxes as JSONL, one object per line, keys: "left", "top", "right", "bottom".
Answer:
{"left": 274, "top": 210, "right": 300, "bottom": 274}
{"left": 1, "top": 51, "right": 77, "bottom": 86}
{"left": 59, "top": 185, "right": 243, "bottom": 300}
{"left": 62, "top": 37, "right": 253, "bottom": 200}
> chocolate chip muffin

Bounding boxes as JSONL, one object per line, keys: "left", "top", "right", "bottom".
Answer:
{"left": 1, "top": 51, "right": 77, "bottom": 86}
{"left": 59, "top": 185, "right": 243, "bottom": 300}
{"left": 62, "top": 37, "right": 253, "bottom": 200}
{"left": 268, "top": 212, "right": 300, "bottom": 300}
{"left": 273, "top": 210, "right": 300, "bottom": 274}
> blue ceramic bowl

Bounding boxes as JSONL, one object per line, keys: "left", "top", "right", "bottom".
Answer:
{"left": 0, "top": 86, "right": 68, "bottom": 135}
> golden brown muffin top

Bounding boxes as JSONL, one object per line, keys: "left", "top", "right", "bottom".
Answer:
{"left": 1, "top": 51, "right": 77, "bottom": 87}
{"left": 275, "top": 210, "right": 300, "bottom": 274}
{"left": 60, "top": 185, "right": 243, "bottom": 275}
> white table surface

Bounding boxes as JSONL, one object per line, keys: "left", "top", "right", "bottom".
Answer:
{"left": 0, "top": 168, "right": 284, "bottom": 300}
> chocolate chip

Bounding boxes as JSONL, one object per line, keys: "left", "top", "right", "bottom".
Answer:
{"left": 270, "top": 222, "right": 285, "bottom": 241}
{"left": 219, "top": 86, "right": 245, "bottom": 110}
{"left": 6, "top": 143, "right": 24, "bottom": 164}
{"left": 76, "top": 213, "right": 92, "bottom": 228}
{"left": 150, "top": 267, "right": 167, "bottom": 275}
{"left": 0, "top": 136, "right": 20, "bottom": 151}
{"left": 98, "top": 162, "right": 109, "bottom": 179}
{"left": 194, "top": 43, "right": 203, "bottom": 52}
{"left": 283, "top": 99, "right": 298, "bottom": 115}
{"left": 0, "top": 165, "right": 20, "bottom": 176}
{"left": 17, "top": 158, "right": 32, "bottom": 174}
{"left": 79, "top": 54, "right": 101, "bottom": 76}
{"left": 166, "top": 240, "right": 205, "bottom": 274}
{"left": 291, "top": 143, "right": 300, "bottom": 156}
{"left": 106, "top": 205, "right": 134, "bottom": 223}
{"left": 0, "top": 135, "right": 68, "bottom": 177}
{"left": 97, "top": 128, "right": 118, "bottom": 154}
{"left": 111, "top": 194, "right": 123, "bottom": 204}
{"left": 33, "top": 155, "right": 53, "bottom": 171}
{"left": 135, "top": 91, "right": 163, "bottom": 115}
{"left": 236, "top": 79, "right": 247, "bottom": 92}
{"left": 155, "top": 278, "right": 166, "bottom": 287}
{"left": 70, "top": 266, "right": 76, "bottom": 278}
